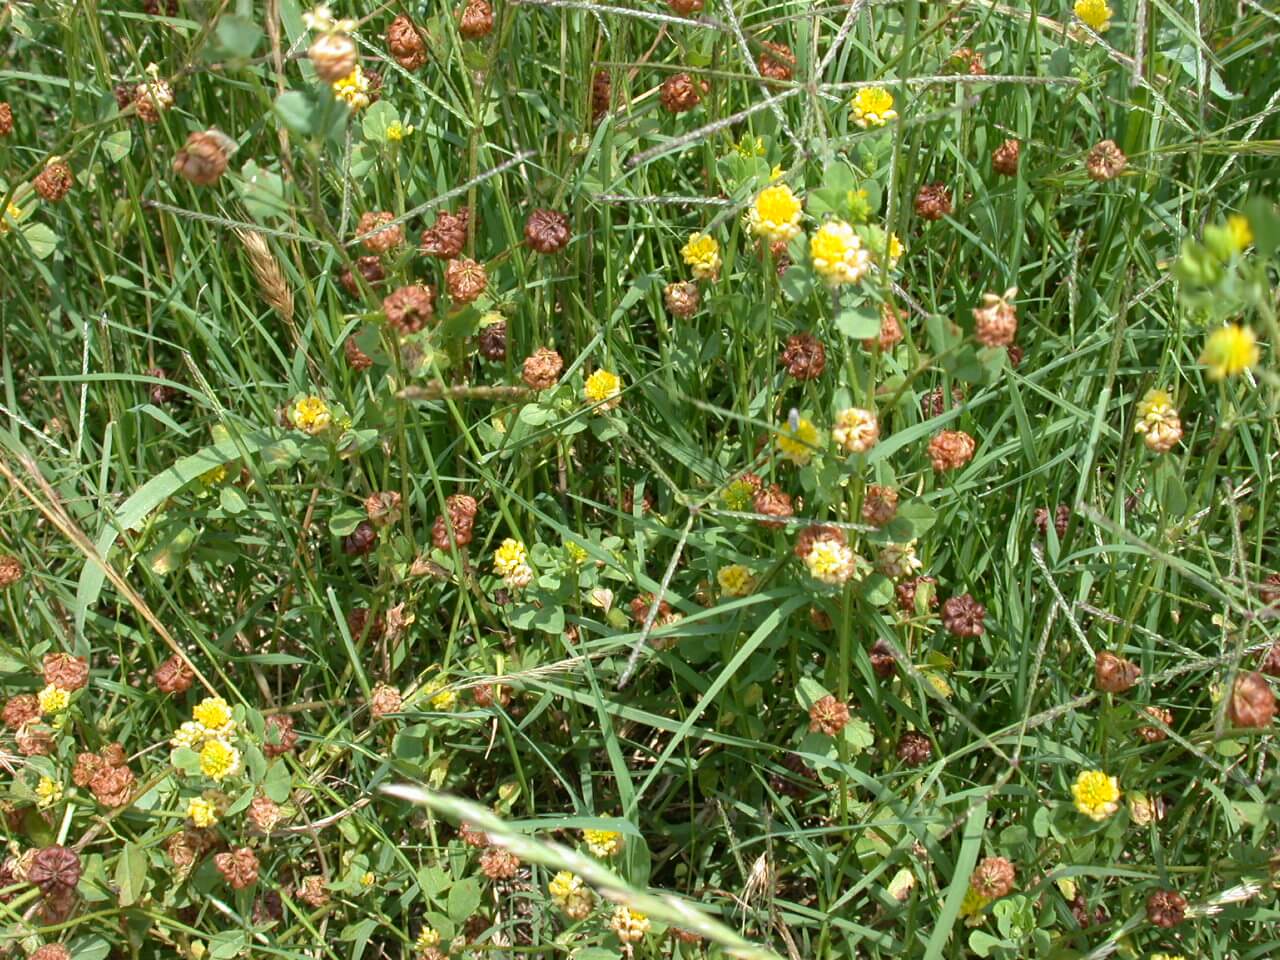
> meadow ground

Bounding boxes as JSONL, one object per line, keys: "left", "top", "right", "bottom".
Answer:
{"left": 0, "top": 1, "right": 1279, "bottom": 958}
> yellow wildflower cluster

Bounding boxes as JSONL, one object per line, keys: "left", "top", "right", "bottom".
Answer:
{"left": 1074, "top": 0, "right": 1113, "bottom": 32}
{"left": 583, "top": 828, "right": 624, "bottom": 857}
{"left": 609, "top": 906, "right": 650, "bottom": 943}
{"left": 171, "top": 696, "right": 244, "bottom": 782}
{"left": 850, "top": 87, "right": 897, "bottom": 128}
{"left": 1134, "top": 388, "right": 1182, "bottom": 453}
{"left": 549, "top": 871, "right": 595, "bottom": 919}
{"left": 832, "top": 407, "right": 879, "bottom": 454}
{"left": 1200, "top": 324, "right": 1259, "bottom": 381}
{"left": 681, "top": 232, "right": 721, "bottom": 280}
{"left": 290, "top": 395, "right": 332, "bottom": 435}
{"left": 803, "top": 539, "right": 858, "bottom": 586}
{"left": 777, "top": 415, "right": 821, "bottom": 465}
{"left": 583, "top": 369, "right": 622, "bottom": 410}
{"left": 37, "top": 684, "right": 70, "bottom": 716}
{"left": 717, "top": 564, "right": 755, "bottom": 597}
{"left": 187, "top": 796, "right": 219, "bottom": 828}
{"left": 493, "top": 538, "right": 534, "bottom": 589}
{"left": 810, "top": 220, "right": 871, "bottom": 287}
{"left": 332, "top": 64, "right": 371, "bottom": 111}
{"left": 1071, "top": 769, "right": 1120, "bottom": 821}
{"left": 35, "top": 777, "right": 63, "bottom": 809}
{"left": 748, "top": 184, "right": 803, "bottom": 245}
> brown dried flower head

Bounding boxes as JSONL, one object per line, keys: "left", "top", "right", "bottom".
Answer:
{"left": 896, "top": 575, "right": 938, "bottom": 613}
{"left": 808, "top": 695, "right": 851, "bottom": 736}
{"left": 921, "top": 385, "right": 965, "bottom": 419}
{"left": 1228, "top": 671, "right": 1275, "bottom": 729}
{"left": 458, "top": 822, "right": 489, "bottom": 847}
{"left": 154, "top": 654, "right": 195, "bottom": 694}
{"left": 472, "top": 682, "right": 511, "bottom": 709}
{"left": 0, "top": 555, "right": 22, "bottom": 588}
{"left": 522, "top": 347, "right": 564, "bottom": 389}
{"left": 420, "top": 207, "right": 471, "bottom": 259}
{"left": 1086, "top": 140, "right": 1127, "bottom": 182}
{"left": 758, "top": 42, "right": 795, "bottom": 82}
{"left": 992, "top": 139, "right": 1021, "bottom": 177}
{"left": 914, "top": 183, "right": 952, "bottom": 221}
{"left": 928, "top": 430, "right": 976, "bottom": 471}
{"left": 753, "top": 483, "right": 794, "bottom": 529}
{"left": 173, "top": 130, "right": 236, "bottom": 186}
{"left": 386, "top": 15, "right": 427, "bottom": 71}
{"left": 478, "top": 319, "right": 507, "bottom": 360}
{"left": 1034, "top": 504, "right": 1071, "bottom": 538}
{"left": 664, "top": 281, "right": 700, "bottom": 319}
{"left": 869, "top": 638, "right": 897, "bottom": 678}
{"left": 1136, "top": 706, "right": 1172, "bottom": 743}
{"left": 370, "top": 683, "right": 403, "bottom": 719}
{"left": 864, "top": 303, "right": 905, "bottom": 352}
{"left": 660, "top": 73, "right": 705, "bottom": 113}
{"left": 365, "top": 491, "right": 403, "bottom": 529}
{"left": 356, "top": 211, "right": 403, "bottom": 254}
{"left": 215, "top": 847, "right": 260, "bottom": 890}
{"left": 591, "top": 70, "right": 612, "bottom": 123}
{"left": 34, "top": 161, "right": 74, "bottom": 203}
{"left": 308, "top": 31, "right": 359, "bottom": 83}
{"left": 793, "top": 524, "right": 845, "bottom": 560}
{"left": 445, "top": 257, "right": 488, "bottom": 303}
{"left": 89, "top": 762, "right": 135, "bottom": 808}
{"left": 479, "top": 846, "right": 521, "bottom": 880}
{"left": 146, "top": 367, "right": 180, "bottom": 405}
{"left": 0, "top": 102, "right": 12, "bottom": 137}
{"left": 667, "top": 0, "right": 703, "bottom": 13}
{"left": 972, "top": 288, "right": 1018, "bottom": 348}
{"left": 433, "top": 493, "right": 479, "bottom": 549}
{"left": 263, "top": 714, "right": 299, "bottom": 757}
{"left": 524, "top": 209, "right": 571, "bottom": 254}
{"left": 971, "top": 856, "right": 1016, "bottom": 900}
{"left": 132, "top": 79, "right": 174, "bottom": 123}
{"left": 781, "top": 332, "right": 826, "bottom": 381}
{"left": 340, "top": 256, "right": 385, "bottom": 297}
{"left": 347, "top": 607, "right": 385, "bottom": 642}
{"left": 1095, "top": 651, "right": 1141, "bottom": 694}
{"left": 941, "top": 593, "right": 986, "bottom": 637}
{"left": 16, "top": 725, "right": 54, "bottom": 757}
{"left": 459, "top": 0, "right": 495, "bottom": 39}
{"left": 41, "top": 653, "right": 88, "bottom": 692}
{"left": 342, "top": 521, "right": 378, "bottom": 557}
{"left": 861, "top": 485, "right": 899, "bottom": 528}
{"left": 3, "top": 694, "right": 40, "bottom": 729}
{"left": 1145, "top": 890, "right": 1187, "bottom": 928}
{"left": 383, "top": 284, "right": 436, "bottom": 334}
{"left": 247, "top": 794, "right": 283, "bottom": 833}
{"left": 296, "top": 875, "right": 330, "bottom": 907}
{"left": 31, "top": 946, "right": 71, "bottom": 960}
{"left": 896, "top": 731, "right": 933, "bottom": 766}
{"left": 29, "top": 846, "right": 82, "bottom": 893}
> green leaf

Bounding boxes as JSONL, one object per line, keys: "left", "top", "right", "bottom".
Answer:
{"left": 835, "top": 305, "right": 880, "bottom": 339}
{"left": 238, "top": 159, "right": 289, "bottom": 221}
{"left": 841, "top": 716, "right": 874, "bottom": 754}
{"left": 114, "top": 842, "right": 148, "bottom": 907}
{"left": 1245, "top": 197, "right": 1280, "bottom": 259}
{"left": 780, "top": 266, "right": 813, "bottom": 303}
{"left": 361, "top": 99, "right": 401, "bottom": 143}
{"left": 215, "top": 14, "right": 263, "bottom": 58}
{"left": 274, "top": 91, "right": 315, "bottom": 135}
{"left": 860, "top": 572, "right": 895, "bottom": 607}
{"left": 19, "top": 222, "right": 58, "bottom": 260}
{"left": 103, "top": 130, "right": 132, "bottom": 163}
{"left": 885, "top": 501, "right": 937, "bottom": 541}
{"left": 447, "top": 877, "right": 482, "bottom": 922}
{"left": 329, "top": 506, "right": 367, "bottom": 537}
{"left": 218, "top": 485, "right": 248, "bottom": 515}
{"left": 795, "top": 677, "right": 831, "bottom": 710}
{"left": 146, "top": 525, "right": 197, "bottom": 576}
{"left": 263, "top": 758, "right": 293, "bottom": 803}
{"left": 507, "top": 602, "right": 565, "bottom": 634}
{"left": 208, "top": 931, "right": 248, "bottom": 960}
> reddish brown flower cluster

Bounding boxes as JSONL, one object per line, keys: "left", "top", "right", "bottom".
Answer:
{"left": 74, "top": 743, "right": 136, "bottom": 807}
{"left": 296, "top": 874, "right": 330, "bottom": 907}
{"left": 808, "top": 695, "right": 850, "bottom": 736}
{"left": 1259, "top": 572, "right": 1280, "bottom": 606}
{"left": 668, "top": 0, "right": 703, "bottom": 13}
{"left": 1086, "top": 140, "right": 1127, "bottom": 182}
{"left": 1136, "top": 706, "right": 1172, "bottom": 743}
{"left": 896, "top": 731, "right": 933, "bottom": 766}
{"left": 629, "top": 593, "right": 677, "bottom": 627}
{"left": 914, "top": 183, "right": 952, "bottom": 221}
{"left": 264, "top": 714, "right": 299, "bottom": 757}
{"left": 1228, "top": 671, "right": 1275, "bottom": 728}
{"left": 869, "top": 639, "right": 897, "bottom": 678}
{"left": 370, "top": 683, "right": 403, "bottom": 719}
{"left": 3, "top": 694, "right": 38, "bottom": 729}
{"left": 0, "top": 554, "right": 22, "bottom": 588}
{"left": 154, "top": 654, "right": 196, "bottom": 694}
{"left": 1095, "top": 651, "right": 1141, "bottom": 694}
{"left": 356, "top": 211, "right": 403, "bottom": 254}
{"left": 347, "top": 607, "right": 385, "bottom": 642}
{"left": 365, "top": 491, "right": 402, "bottom": 528}
{"left": 0, "top": 102, "right": 12, "bottom": 137}
{"left": 928, "top": 430, "right": 976, "bottom": 471}
{"left": 521, "top": 347, "right": 564, "bottom": 389}
{"left": 992, "top": 139, "right": 1021, "bottom": 177}
{"left": 591, "top": 70, "right": 612, "bottom": 123}
{"left": 865, "top": 303, "right": 905, "bottom": 352}
{"left": 660, "top": 73, "right": 704, "bottom": 113}
{"left": 458, "top": 0, "right": 494, "bottom": 39}
{"left": 339, "top": 256, "right": 386, "bottom": 298}
{"left": 33, "top": 161, "right": 73, "bottom": 203}
{"left": 215, "top": 847, "right": 260, "bottom": 890}
{"left": 478, "top": 320, "right": 507, "bottom": 360}
{"left": 754, "top": 482, "right": 794, "bottom": 529}
{"left": 972, "top": 290, "right": 1018, "bottom": 348}
{"left": 941, "top": 593, "right": 985, "bottom": 637}
{"left": 173, "top": 130, "right": 235, "bottom": 186}
{"left": 1034, "top": 504, "right": 1071, "bottom": 538}
{"left": 768, "top": 752, "right": 818, "bottom": 798}
{"left": 247, "top": 794, "right": 283, "bottom": 833}
{"left": 432, "top": 493, "right": 479, "bottom": 549}
{"left": 342, "top": 521, "right": 378, "bottom": 557}
{"left": 146, "top": 367, "right": 180, "bottom": 405}
{"left": 383, "top": 283, "right": 436, "bottom": 334}
{"left": 386, "top": 15, "right": 428, "bottom": 70}
{"left": 31, "top": 945, "right": 71, "bottom": 960}
{"left": 920, "top": 385, "right": 965, "bottom": 419}
{"left": 472, "top": 682, "right": 511, "bottom": 709}
{"left": 896, "top": 575, "right": 938, "bottom": 613}
{"left": 971, "top": 856, "right": 1016, "bottom": 899}
{"left": 478, "top": 846, "right": 520, "bottom": 880}
{"left": 664, "top": 281, "right": 700, "bottom": 318}
{"left": 950, "top": 47, "right": 987, "bottom": 76}
{"left": 42, "top": 653, "right": 89, "bottom": 691}
{"left": 445, "top": 257, "right": 488, "bottom": 303}
{"left": 780, "top": 333, "right": 826, "bottom": 380}
{"left": 420, "top": 207, "right": 471, "bottom": 259}
{"left": 1145, "top": 890, "right": 1187, "bottom": 928}
{"left": 524, "top": 209, "right": 571, "bottom": 254}
{"left": 29, "top": 845, "right": 82, "bottom": 894}
{"left": 758, "top": 42, "right": 795, "bottom": 82}
{"left": 862, "top": 485, "right": 899, "bottom": 527}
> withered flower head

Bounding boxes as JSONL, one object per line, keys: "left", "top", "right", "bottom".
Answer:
{"left": 308, "top": 31, "right": 358, "bottom": 83}
{"left": 895, "top": 575, "right": 938, "bottom": 613}
{"left": 914, "top": 183, "right": 952, "bottom": 221}
{"left": 154, "top": 654, "right": 195, "bottom": 694}
{"left": 1260, "top": 572, "right": 1280, "bottom": 607}
{"left": 1145, "top": 890, "right": 1187, "bottom": 928}
{"left": 971, "top": 856, "right": 1016, "bottom": 900}
{"left": 753, "top": 483, "right": 794, "bottom": 529}
{"left": 478, "top": 319, "right": 508, "bottom": 360}
{"left": 864, "top": 303, "right": 905, "bottom": 352}
{"left": 370, "top": 683, "right": 402, "bottom": 719}
{"left": 365, "top": 491, "right": 403, "bottom": 528}
{"left": 941, "top": 593, "right": 985, "bottom": 637}
{"left": 1136, "top": 706, "right": 1172, "bottom": 743}
{"left": 458, "top": 822, "right": 489, "bottom": 847}
{"left": 146, "top": 367, "right": 180, "bottom": 405}
{"left": 356, "top": 211, "right": 403, "bottom": 254}
{"left": 869, "top": 638, "right": 897, "bottom": 678}
{"left": 667, "top": 0, "right": 703, "bottom": 12}
{"left": 0, "top": 555, "right": 22, "bottom": 588}
{"left": 419, "top": 207, "right": 471, "bottom": 259}
{"left": 16, "top": 725, "right": 54, "bottom": 757}
{"left": 472, "top": 682, "right": 511, "bottom": 708}
{"left": 33, "top": 161, "right": 74, "bottom": 203}
{"left": 663, "top": 281, "right": 700, "bottom": 319}
{"left": 445, "top": 257, "right": 488, "bottom": 304}
{"left": 383, "top": 283, "right": 436, "bottom": 334}
{"left": 758, "top": 42, "right": 795, "bottom": 82}
{"left": 780, "top": 332, "right": 826, "bottom": 381}
{"left": 920, "top": 385, "right": 965, "bottom": 419}
{"left": 458, "top": 0, "right": 495, "bottom": 39}
{"left": 1034, "top": 504, "right": 1071, "bottom": 538}
{"left": 591, "top": 70, "right": 612, "bottom": 123}
{"left": 432, "top": 493, "right": 479, "bottom": 549}
{"left": 263, "top": 714, "right": 299, "bottom": 757}
{"left": 247, "top": 794, "right": 283, "bottom": 833}
{"left": 214, "top": 847, "right": 260, "bottom": 890}
{"left": 339, "top": 256, "right": 386, "bottom": 297}
{"left": 28, "top": 846, "right": 82, "bottom": 893}
{"left": 1086, "top": 140, "right": 1127, "bottom": 182}
{"left": 172, "top": 130, "right": 236, "bottom": 186}
{"left": 521, "top": 347, "right": 564, "bottom": 389}
{"left": 992, "top": 139, "right": 1021, "bottom": 177}
{"left": 896, "top": 731, "right": 933, "bottom": 766}
{"left": 660, "top": 73, "right": 704, "bottom": 113}
{"left": 928, "top": 430, "right": 976, "bottom": 471}
{"left": 524, "top": 209, "right": 571, "bottom": 254}
{"left": 385, "top": 15, "right": 427, "bottom": 71}
{"left": 347, "top": 607, "right": 385, "bottom": 642}
{"left": 31, "top": 946, "right": 71, "bottom": 960}
{"left": 793, "top": 524, "right": 845, "bottom": 559}
{"left": 3, "top": 694, "right": 40, "bottom": 729}
{"left": 972, "top": 289, "right": 1018, "bottom": 348}
{"left": 0, "top": 102, "right": 12, "bottom": 137}
{"left": 342, "top": 521, "right": 378, "bottom": 557}
{"left": 42, "top": 653, "right": 89, "bottom": 692}
{"left": 861, "top": 485, "right": 899, "bottom": 527}
{"left": 478, "top": 846, "right": 521, "bottom": 880}
{"left": 90, "top": 764, "right": 136, "bottom": 808}
{"left": 296, "top": 875, "right": 330, "bottom": 907}
{"left": 808, "top": 695, "right": 850, "bottom": 736}
{"left": 1095, "top": 651, "right": 1141, "bottom": 694}
{"left": 1228, "top": 671, "right": 1275, "bottom": 729}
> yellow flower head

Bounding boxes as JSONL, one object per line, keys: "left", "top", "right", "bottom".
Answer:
{"left": 1071, "top": 769, "right": 1120, "bottom": 821}
{"left": 35, "top": 777, "right": 63, "bottom": 809}
{"left": 769, "top": 163, "right": 784, "bottom": 182}
{"left": 564, "top": 541, "right": 589, "bottom": 566}
{"left": 415, "top": 928, "right": 441, "bottom": 951}
{"left": 290, "top": 395, "right": 332, "bottom": 435}
{"left": 803, "top": 539, "right": 857, "bottom": 586}
{"left": 360, "top": 871, "right": 376, "bottom": 888}
{"left": 681, "top": 232, "right": 721, "bottom": 281}
{"left": 717, "top": 564, "right": 755, "bottom": 597}
{"left": 199, "top": 738, "right": 242, "bottom": 781}
{"left": 426, "top": 678, "right": 458, "bottom": 711}
{"left": 732, "top": 134, "right": 766, "bottom": 158}
{"left": 609, "top": 905, "right": 651, "bottom": 943}
{"left": 0, "top": 202, "right": 23, "bottom": 235}
{"left": 332, "top": 64, "right": 371, "bottom": 111}
{"left": 959, "top": 886, "right": 992, "bottom": 925}
{"left": 777, "top": 416, "right": 822, "bottom": 466}
{"left": 583, "top": 828, "right": 624, "bottom": 857}
{"left": 493, "top": 538, "right": 528, "bottom": 578}
{"left": 1225, "top": 214, "right": 1253, "bottom": 253}
{"left": 748, "top": 184, "right": 803, "bottom": 245}
{"left": 1133, "top": 388, "right": 1181, "bottom": 453}
{"left": 37, "top": 684, "right": 70, "bottom": 715}
{"left": 850, "top": 87, "right": 898, "bottom": 128}
{"left": 722, "top": 477, "right": 756, "bottom": 511}
{"left": 1200, "top": 324, "right": 1259, "bottom": 380}
{"left": 187, "top": 796, "right": 219, "bottom": 827}
{"left": 887, "top": 231, "right": 904, "bottom": 265}
{"left": 1074, "top": 0, "right": 1113, "bottom": 32}
{"left": 192, "top": 696, "right": 235, "bottom": 736}
{"left": 810, "top": 220, "right": 871, "bottom": 287}
{"left": 171, "top": 720, "right": 207, "bottom": 750}
{"left": 386, "top": 121, "right": 414, "bottom": 142}
{"left": 832, "top": 407, "right": 879, "bottom": 454}
{"left": 584, "top": 369, "right": 622, "bottom": 411}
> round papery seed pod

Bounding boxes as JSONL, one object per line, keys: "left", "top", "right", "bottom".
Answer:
{"left": 524, "top": 208, "right": 570, "bottom": 254}
{"left": 753, "top": 484, "right": 793, "bottom": 529}
{"left": 941, "top": 593, "right": 985, "bottom": 637}
{"left": 308, "top": 32, "right": 359, "bottom": 84}
{"left": 445, "top": 257, "right": 488, "bottom": 304}
{"left": 1145, "top": 890, "right": 1187, "bottom": 928}
{"left": 340, "top": 255, "right": 386, "bottom": 297}
{"left": 33, "top": 161, "right": 73, "bottom": 203}
{"left": 1034, "top": 504, "right": 1071, "bottom": 538}
{"left": 383, "top": 284, "right": 436, "bottom": 334}
{"left": 971, "top": 857, "right": 1016, "bottom": 900}
{"left": 896, "top": 575, "right": 937, "bottom": 613}
{"left": 0, "top": 555, "right": 23, "bottom": 588}
{"left": 758, "top": 42, "right": 795, "bottom": 82}
{"left": 973, "top": 291, "right": 1018, "bottom": 348}
{"left": 1095, "top": 651, "right": 1141, "bottom": 693}
{"left": 133, "top": 79, "right": 174, "bottom": 123}
{"left": 780, "top": 332, "right": 826, "bottom": 380}
{"left": 173, "top": 130, "right": 236, "bottom": 186}
{"left": 663, "top": 281, "right": 700, "bottom": 318}
{"left": 365, "top": 491, "right": 402, "bottom": 528}
{"left": 1228, "top": 671, "right": 1275, "bottom": 728}
{"left": 992, "top": 139, "right": 1020, "bottom": 176}
{"left": 928, "top": 430, "right": 975, "bottom": 471}
{"left": 478, "top": 320, "right": 507, "bottom": 360}
{"left": 154, "top": 654, "right": 194, "bottom": 694}
{"left": 1086, "top": 139, "right": 1127, "bottom": 182}
{"left": 344, "top": 335, "right": 374, "bottom": 371}
{"left": 808, "top": 695, "right": 850, "bottom": 736}
{"left": 342, "top": 521, "right": 378, "bottom": 557}
{"left": 458, "top": 0, "right": 494, "bottom": 39}
{"left": 914, "top": 183, "right": 952, "bottom": 221}
{"left": 386, "top": 15, "right": 427, "bottom": 71}
{"left": 660, "top": 73, "right": 703, "bottom": 113}
{"left": 420, "top": 207, "right": 470, "bottom": 259}
{"left": 869, "top": 639, "right": 897, "bottom": 678}
{"left": 356, "top": 211, "right": 403, "bottom": 254}
{"left": 864, "top": 303, "right": 904, "bottom": 351}
{"left": 521, "top": 347, "right": 564, "bottom": 389}
{"left": 31, "top": 945, "right": 71, "bottom": 960}
{"left": 861, "top": 485, "right": 899, "bottom": 527}
{"left": 214, "top": 848, "right": 260, "bottom": 890}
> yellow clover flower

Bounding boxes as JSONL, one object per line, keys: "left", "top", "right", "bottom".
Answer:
{"left": 609, "top": 906, "right": 650, "bottom": 944}
{"left": 583, "top": 828, "right": 624, "bottom": 857}
{"left": 850, "top": 87, "right": 898, "bottom": 128}
{"left": 199, "top": 738, "right": 243, "bottom": 781}
{"left": 583, "top": 369, "right": 622, "bottom": 411}
{"left": 748, "top": 184, "right": 803, "bottom": 245}
{"left": 35, "top": 777, "right": 63, "bottom": 809}
{"left": 332, "top": 64, "right": 371, "bottom": 111}
{"left": 803, "top": 539, "right": 857, "bottom": 586}
{"left": 415, "top": 928, "right": 441, "bottom": 951}
{"left": 192, "top": 696, "right": 235, "bottom": 736}
{"left": 187, "top": 796, "right": 219, "bottom": 828}
{"left": 493, "top": 538, "right": 533, "bottom": 589}
{"left": 722, "top": 477, "right": 756, "bottom": 511}
{"left": 717, "top": 564, "right": 755, "bottom": 597}
{"left": 680, "top": 232, "right": 721, "bottom": 281}
{"left": 776, "top": 415, "right": 822, "bottom": 466}
{"left": 290, "top": 395, "right": 332, "bottom": 435}
{"left": 1225, "top": 214, "right": 1253, "bottom": 253}
{"left": 1074, "top": 0, "right": 1113, "bottom": 32}
{"left": 810, "top": 220, "right": 871, "bottom": 287}
{"left": 171, "top": 720, "right": 207, "bottom": 750}
{"left": 1134, "top": 388, "right": 1181, "bottom": 453}
{"left": 1071, "top": 769, "right": 1120, "bottom": 821}
{"left": 386, "top": 121, "right": 414, "bottom": 142}
{"left": 37, "top": 684, "right": 70, "bottom": 715}
{"left": 426, "top": 678, "right": 458, "bottom": 711}
{"left": 1200, "top": 324, "right": 1259, "bottom": 380}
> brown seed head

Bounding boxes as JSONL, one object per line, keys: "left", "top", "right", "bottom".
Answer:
{"left": 896, "top": 575, "right": 938, "bottom": 613}
{"left": 34, "top": 162, "right": 73, "bottom": 203}
{"left": 521, "top": 347, "right": 564, "bottom": 389}
{"left": 660, "top": 73, "right": 704, "bottom": 113}
{"left": 1095, "top": 651, "right": 1141, "bottom": 694}
{"left": 667, "top": 0, "right": 703, "bottom": 12}
{"left": 263, "top": 714, "right": 299, "bottom": 757}
{"left": 862, "top": 485, "right": 899, "bottom": 527}
{"left": 42, "top": 653, "right": 89, "bottom": 692}
{"left": 0, "top": 102, "right": 13, "bottom": 137}
{"left": 1136, "top": 706, "right": 1172, "bottom": 743}
{"left": 1145, "top": 890, "right": 1187, "bottom": 928}
{"left": 445, "top": 257, "right": 488, "bottom": 303}
{"left": 864, "top": 303, "right": 905, "bottom": 351}
{"left": 1228, "top": 671, "right": 1275, "bottom": 729}
{"left": 971, "top": 856, "right": 1016, "bottom": 900}
{"left": 154, "top": 654, "right": 195, "bottom": 694}
{"left": 28, "top": 846, "right": 81, "bottom": 893}
{"left": 459, "top": 822, "right": 489, "bottom": 847}
{"left": 869, "top": 638, "right": 897, "bottom": 678}
{"left": 1034, "top": 504, "right": 1071, "bottom": 538}
{"left": 928, "top": 430, "right": 976, "bottom": 471}
{"left": 173, "top": 130, "right": 235, "bottom": 186}
{"left": 972, "top": 290, "right": 1018, "bottom": 348}
{"left": 896, "top": 731, "right": 933, "bottom": 766}
{"left": 753, "top": 483, "right": 794, "bottom": 529}
{"left": 459, "top": 0, "right": 495, "bottom": 39}
{"left": 370, "top": 683, "right": 402, "bottom": 719}
{"left": 920, "top": 385, "right": 965, "bottom": 419}
{"left": 0, "top": 555, "right": 22, "bottom": 588}
{"left": 385, "top": 15, "right": 427, "bottom": 70}
{"left": 146, "top": 367, "right": 180, "bottom": 405}
{"left": 992, "top": 139, "right": 1021, "bottom": 177}
{"left": 339, "top": 256, "right": 386, "bottom": 298}
{"left": 342, "top": 521, "right": 378, "bottom": 557}
{"left": 308, "top": 31, "right": 359, "bottom": 83}
{"left": 383, "top": 284, "right": 436, "bottom": 334}
{"left": 1259, "top": 572, "right": 1280, "bottom": 606}
{"left": 433, "top": 493, "right": 478, "bottom": 549}
{"left": 356, "top": 211, "right": 403, "bottom": 254}
{"left": 3, "top": 694, "right": 39, "bottom": 730}
{"left": 247, "top": 794, "right": 283, "bottom": 833}
{"left": 347, "top": 607, "right": 385, "bottom": 642}
{"left": 296, "top": 875, "right": 330, "bottom": 907}
{"left": 72, "top": 752, "right": 105, "bottom": 788}
{"left": 16, "top": 725, "right": 54, "bottom": 757}
{"left": 591, "top": 70, "right": 612, "bottom": 123}
{"left": 419, "top": 207, "right": 471, "bottom": 259}
{"left": 90, "top": 764, "right": 135, "bottom": 808}
{"left": 758, "top": 42, "right": 795, "bottom": 82}
{"left": 914, "top": 183, "right": 952, "bottom": 221}
{"left": 941, "top": 593, "right": 986, "bottom": 637}
{"left": 524, "top": 209, "right": 571, "bottom": 254}
{"left": 478, "top": 319, "right": 507, "bottom": 360}
{"left": 365, "top": 491, "right": 402, "bottom": 528}
{"left": 215, "top": 847, "right": 260, "bottom": 890}
{"left": 664, "top": 281, "right": 700, "bottom": 319}
{"left": 472, "top": 682, "right": 511, "bottom": 708}
{"left": 479, "top": 846, "right": 521, "bottom": 880}
{"left": 31, "top": 946, "right": 71, "bottom": 960}
{"left": 1086, "top": 140, "right": 1126, "bottom": 182}
{"left": 780, "top": 332, "right": 826, "bottom": 381}
{"left": 1259, "top": 641, "right": 1280, "bottom": 677}
{"left": 808, "top": 695, "right": 851, "bottom": 736}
